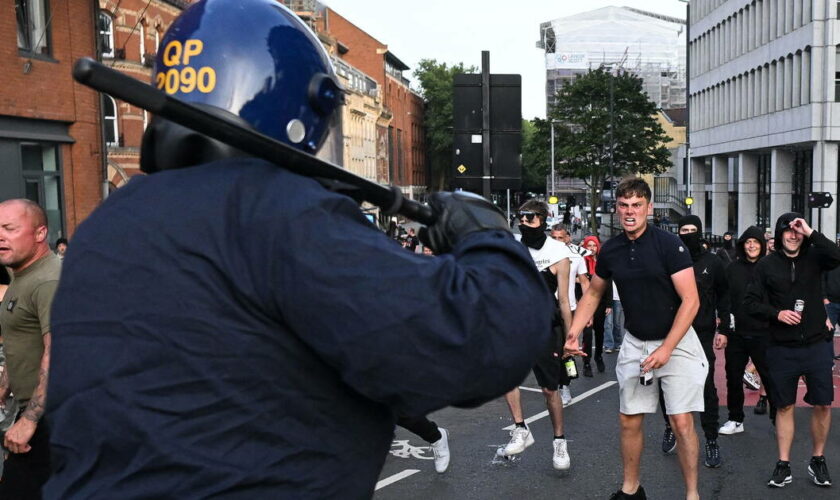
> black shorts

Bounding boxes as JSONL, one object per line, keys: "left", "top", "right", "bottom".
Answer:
{"left": 532, "top": 325, "right": 570, "bottom": 389}
{"left": 765, "top": 340, "right": 835, "bottom": 408}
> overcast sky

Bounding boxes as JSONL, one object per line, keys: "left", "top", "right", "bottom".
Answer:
{"left": 322, "top": 0, "right": 688, "bottom": 120}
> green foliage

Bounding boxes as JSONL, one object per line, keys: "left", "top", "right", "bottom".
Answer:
{"left": 413, "top": 59, "right": 476, "bottom": 191}
{"left": 548, "top": 68, "right": 673, "bottom": 229}
{"left": 521, "top": 118, "right": 551, "bottom": 193}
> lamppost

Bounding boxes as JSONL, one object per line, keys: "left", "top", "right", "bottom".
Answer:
{"left": 677, "top": 0, "right": 691, "bottom": 212}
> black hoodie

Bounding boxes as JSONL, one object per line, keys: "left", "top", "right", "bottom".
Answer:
{"left": 744, "top": 213, "right": 840, "bottom": 346}
{"left": 726, "top": 226, "right": 768, "bottom": 337}
{"left": 677, "top": 215, "right": 730, "bottom": 338}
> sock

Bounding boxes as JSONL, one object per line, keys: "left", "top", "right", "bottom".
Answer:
{"left": 554, "top": 434, "right": 565, "bottom": 440}
{"left": 515, "top": 421, "right": 526, "bottom": 428}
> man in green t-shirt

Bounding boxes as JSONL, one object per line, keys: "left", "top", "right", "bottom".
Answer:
{"left": 0, "top": 199, "right": 60, "bottom": 497}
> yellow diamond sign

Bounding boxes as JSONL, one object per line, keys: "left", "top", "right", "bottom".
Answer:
{"left": 457, "top": 164, "right": 467, "bottom": 174}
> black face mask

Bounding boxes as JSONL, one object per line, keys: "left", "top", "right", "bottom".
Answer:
{"left": 679, "top": 232, "right": 703, "bottom": 260}
{"left": 519, "top": 224, "right": 547, "bottom": 249}
{"left": 723, "top": 238, "right": 733, "bottom": 250}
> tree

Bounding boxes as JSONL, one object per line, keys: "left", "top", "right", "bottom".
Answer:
{"left": 549, "top": 68, "right": 672, "bottom": 230}
{"left": 413, "top": 59, "right": 476, "bottom": 191}
{"left": 521, "top": 118, "right": 551, "bottom": 193}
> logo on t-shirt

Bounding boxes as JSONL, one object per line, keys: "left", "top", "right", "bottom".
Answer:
{"left": 678, "top": 246, "right": 685, "bottom": 253}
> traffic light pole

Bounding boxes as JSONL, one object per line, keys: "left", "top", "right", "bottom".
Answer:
{"left": 482, "top": 51, "right": 491, "bottom": 199}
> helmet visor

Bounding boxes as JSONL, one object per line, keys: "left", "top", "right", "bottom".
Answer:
{"left": 315, "top": 109, "right": 344, "bottom": 167}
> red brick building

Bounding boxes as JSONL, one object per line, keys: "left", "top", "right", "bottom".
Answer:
{"left": 0, "top": 0, "right": 102, "bottom": 242}
{"left": 319, "top": 7, "right": 428, "bottom": 200}
{"left": 97, "top": 0, "right": 191, "bottom": 188}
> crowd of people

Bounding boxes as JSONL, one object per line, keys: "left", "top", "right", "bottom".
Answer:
{"left": 386, "top": 177, "right": 839, "bottom": 499}
{"left": 0, "top": 1, "right": 838, "bottom": 498}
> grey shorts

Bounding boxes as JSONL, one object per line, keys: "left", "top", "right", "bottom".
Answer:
{"left": 615, "top": 329, "right": 708, "bottom": 415}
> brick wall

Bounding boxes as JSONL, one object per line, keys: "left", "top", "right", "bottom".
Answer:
{"left": 0, "top": 0, "right": 103, "bottom": 236}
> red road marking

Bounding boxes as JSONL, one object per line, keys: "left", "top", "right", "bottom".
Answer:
{"left": 713, "top": 336, "right": 840, "bottom": 408}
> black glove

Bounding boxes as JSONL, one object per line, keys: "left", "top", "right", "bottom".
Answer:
{"left": 419, "top": 191, "right": 510, "bottom": 254}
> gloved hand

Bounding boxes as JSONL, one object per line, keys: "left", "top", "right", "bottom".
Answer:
{"left": 419, "top": 191, "right": 510, "bottom": 254}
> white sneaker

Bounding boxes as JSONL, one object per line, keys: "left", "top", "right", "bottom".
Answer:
{"left": 743, "top": 370, "right": 761, "bottom": 390}
{"left": 504, "top": 426, "right": 534, "bottom": 455}
{"left": 560, "top": 386, "right": 572, "bottom": 406}
{"left": 718, "top": 420, "right": 744, "bottom": 435}
{"left": 552, "top": 438, "right": 571, "bottom": 470}
{"left": 430, "top": 428, "right": 450, "bottom": 473}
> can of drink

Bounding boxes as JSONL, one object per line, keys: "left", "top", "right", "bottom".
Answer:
{"left": 564, "top": 357, "right": 578, "bottom": 379}
{"left": 794, "top": 299, "right": 805, "bottom": 313}
{"left": 639, "top": 368, "right": 653, "bottom": 386}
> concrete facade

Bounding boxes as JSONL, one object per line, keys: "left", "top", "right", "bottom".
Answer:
{"left": 689, "top": 0, "right": 840, "bottom": 237}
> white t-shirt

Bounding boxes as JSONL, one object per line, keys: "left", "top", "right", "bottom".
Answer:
{"left": 523, "top": 236, "right": 572, "bottom": 273}
{"left": 567, "top": 252, "right": 588, "bottom": 311}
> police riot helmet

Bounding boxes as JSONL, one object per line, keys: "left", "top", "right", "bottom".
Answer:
{"left": 141, "top": 0, "right": 344, "bottom": 173}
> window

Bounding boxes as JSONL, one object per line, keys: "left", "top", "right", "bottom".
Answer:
{"left": 99, "top": 12, "right": 114, "bottom": 58}
{"left": 103, "top": 95, "right": 119, "bottom": 146}
{"left": 16, "top": 0, "right": 50, "bottom": 55}
{"left": 20, "top": 142, "right": 64, "bottom": 244}
{"left": 139, "top": 23, "right": 146, "bottom": 64}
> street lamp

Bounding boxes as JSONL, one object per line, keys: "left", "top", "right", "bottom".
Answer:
{"left": 677, "top": 0, "right": 691, "bottom": 212}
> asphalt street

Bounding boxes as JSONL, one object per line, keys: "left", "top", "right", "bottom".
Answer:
{"left": 374, "top": 338, "right": 840, "bottom": 500}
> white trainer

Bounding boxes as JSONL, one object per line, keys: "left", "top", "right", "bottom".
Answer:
{"left": 504, "top": 426, "right": 534, "bottom": 456}
{"left": 430, "top": 427, "right": 450, "bottom": 473}
{"left": 743, "top": 370, "right": 760, "bottom": 390}
{"left": 560, "top": 386, "right": 572, "bottom": 407}
{"left": 718, "top": 420, "right": 744, "bottom": 435}
{"left": 553, "top": 438, "right": 571, "bottom": 470}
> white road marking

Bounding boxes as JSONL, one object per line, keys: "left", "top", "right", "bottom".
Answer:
{"left": 375, "top": 469, "right": 421, "bottom": 490}
{"left": 503, "top": 381, "right": 617, "bottom": 430}
{"left": 518, "top": 386, "right": 543, "bottom": 393}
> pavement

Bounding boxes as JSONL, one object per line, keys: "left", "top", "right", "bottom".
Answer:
{"left": 374, "top": 336, "right": 840, "bottom": 500}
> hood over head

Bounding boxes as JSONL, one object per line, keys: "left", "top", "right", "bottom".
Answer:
{"left": 774, "top": 212, "right": 805, "bottom": 253}
{"left": 582, "top": 235, "right": 601, "bottom": 254}
{"left": 678, "top": 214, "right": 703, "bottom": 233}
{"left": 736, "top": 225, "right": 766, "bottom": 261}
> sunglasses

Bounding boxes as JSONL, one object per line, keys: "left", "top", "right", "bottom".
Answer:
{"left": 519, "top": 211, "right": 537, "bottom": 222}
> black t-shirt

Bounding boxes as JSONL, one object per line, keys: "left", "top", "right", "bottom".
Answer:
{"left": 596, "top": 225, "right": 693, "bottom": 340}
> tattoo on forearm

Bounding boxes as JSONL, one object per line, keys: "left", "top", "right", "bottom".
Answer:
{"left": 22, "top": 367, "right": 47, "bottom": 422}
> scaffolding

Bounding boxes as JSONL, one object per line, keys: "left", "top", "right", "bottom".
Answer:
{"left": 539, "top": 6, "right": 686, "bottom": 112}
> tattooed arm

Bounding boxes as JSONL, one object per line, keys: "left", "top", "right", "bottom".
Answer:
{"left": 4, "top": 332, "right": 50, "bottom": 454}
{"left": 22, "top": 332, "right": 50, "bottom": 422}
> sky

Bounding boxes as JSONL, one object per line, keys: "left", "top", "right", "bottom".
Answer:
{"left": 322, "top": 0, "right": 688, "bottom": 120}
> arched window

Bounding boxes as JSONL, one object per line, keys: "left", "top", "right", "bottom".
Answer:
{"left": 103, "top": 95, "right": 119, "bottom": 146}
{"left": 98, "top": 12, "right": 114, "bottom": 58}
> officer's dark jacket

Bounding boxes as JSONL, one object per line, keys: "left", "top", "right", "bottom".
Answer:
{"left": 726, "top": 226, "right": 768, "bottom": 337}
{"left": 744, "top": 225, "right": 840, "bottom": 346}
{"left": 45, "top": 159, "right": 553, "bottom": 499}
{"left": 691, "top": 250, "right": 729, "bottom": 337}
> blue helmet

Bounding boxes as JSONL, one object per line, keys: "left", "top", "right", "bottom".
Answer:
{"left": 144, "top": 0, "right": 343, "bottom": 171}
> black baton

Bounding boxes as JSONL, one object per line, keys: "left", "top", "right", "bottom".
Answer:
{"left": 72, "top": 57, "right": 435, "bottom": 225}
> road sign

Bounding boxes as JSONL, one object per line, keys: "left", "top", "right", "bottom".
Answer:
{"left": 685, "top": 197, "right": 694, "bottom": 206}
{"left": 808, "top": 192, "right": 833, "bottom": 208}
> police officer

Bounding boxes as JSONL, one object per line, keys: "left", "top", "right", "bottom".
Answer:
{"left": 44, "top": 1, "right": 553, "bottom": 497}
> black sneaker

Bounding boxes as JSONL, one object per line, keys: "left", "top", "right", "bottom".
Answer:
{"left": 768, "top": 460, "right": 792, "bottom": 488}
{"left": 808, "top": 456, "right": 832, "bottom": 487}
{"left": 704, "top": 439, "right": 721, "bottom": 468}
{"left": 583, "top": 363, "right": 593, "bottom": 377}
{"left": 608, "top": 485, "right": 647, "bottom": 500}
{"left": 595, "top": 357, "right": 606, "bottom": 373}
{"left": 661, "top": 427, "right": 676, "bottom": 454}
{"left": 754, "top": 396, "right": 768, "bottom": 415}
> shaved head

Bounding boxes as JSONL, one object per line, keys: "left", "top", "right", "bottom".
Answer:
{"left": 0, "top": 199, "right": 50, "bottom": 271}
